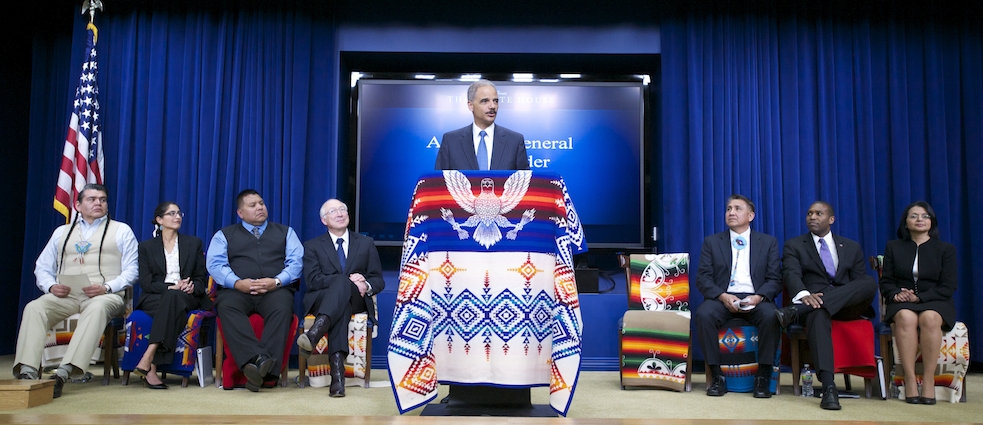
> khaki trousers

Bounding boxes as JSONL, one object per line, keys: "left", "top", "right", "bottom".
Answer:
{"left": 13, "top": 292, "right": 124, "bottom": 376}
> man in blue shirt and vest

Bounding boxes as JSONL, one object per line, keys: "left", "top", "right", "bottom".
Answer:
{"left": 207, "top": 189, "right": 303, "bottom": 392}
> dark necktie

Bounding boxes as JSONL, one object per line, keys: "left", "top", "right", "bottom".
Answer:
{"left": 477, "top": 130, "right": 489, "bottom": 170}
{"left": 252, "top": 227, "right": 261, "bottom": 239}
{"left": 819, "top": 239, "right": 836, "bottom": 278}
{"left": 336, "top": 238, "right": 346, "bottom": 270}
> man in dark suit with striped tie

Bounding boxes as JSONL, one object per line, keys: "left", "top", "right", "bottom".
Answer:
{"left": 777, "top": 201, "right": 877, "bottom": 410}
{"left": 434, "top": 79, "right": 530, "bottom": 171}
{"left": 299, "top": 198, "right": 385, "bottom": 397}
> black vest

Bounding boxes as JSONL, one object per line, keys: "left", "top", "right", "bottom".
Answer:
{"left": 222, "top": 222, "right": 288, "bottom": 280}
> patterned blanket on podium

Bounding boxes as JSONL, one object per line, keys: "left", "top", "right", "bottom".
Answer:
{"left": 388, "top": 170, "right": 587, "bottom": 416}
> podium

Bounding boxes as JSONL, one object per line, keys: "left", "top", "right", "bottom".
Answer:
{"left": 388, "top": 170, "right": 587, "bottom": 417}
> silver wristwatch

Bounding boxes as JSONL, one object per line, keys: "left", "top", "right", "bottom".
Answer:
{"left": 274, "top": 278, "right": 282, "bottom": 288}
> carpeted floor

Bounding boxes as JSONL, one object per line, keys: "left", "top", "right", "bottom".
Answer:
{"left": 3, "top": 355, "right": 981, "bottom": 422}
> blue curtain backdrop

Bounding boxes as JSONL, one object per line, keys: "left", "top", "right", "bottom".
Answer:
{"left": 19, "top": 7, "right": 339, "bottom": 317}
{"left": 661, "top": 12, "right": 982, "bottom": 360}
{"left": 17, "top": 4, "right": 982, "bottom": 363}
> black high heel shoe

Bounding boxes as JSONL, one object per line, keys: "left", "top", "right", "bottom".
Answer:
{"left": 905, "top": 396, "right": 920, "bottom": 404}
{"left": 919, "top": 397, "right": 937, "bottom": 405}
{"left": 133, "top": 367, "right": 150, "bottom": 377}
{"left": 143, "top": 378, "right": 167, "bottom": 390}
{"left": 144, "top": 379, "right": 168, "bottom": 390}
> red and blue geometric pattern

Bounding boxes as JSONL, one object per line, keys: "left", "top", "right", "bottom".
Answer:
{"left": 389, "top": 171, "right": 586, "bottom": 416}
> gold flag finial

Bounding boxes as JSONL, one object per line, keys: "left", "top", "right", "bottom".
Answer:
{"left": 81, "top": 0, "right": 103, "bottom": 44}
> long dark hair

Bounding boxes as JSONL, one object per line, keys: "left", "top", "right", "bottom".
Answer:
{"left": 152, "top": 201, "right": 179, "bottom": 238}
{"left": 896, "top": 201, "right": 941, "bottom": 240}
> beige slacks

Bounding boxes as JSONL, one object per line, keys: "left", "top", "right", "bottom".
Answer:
{"left": 13, "top": 292, "right": 124, "bottom": 376}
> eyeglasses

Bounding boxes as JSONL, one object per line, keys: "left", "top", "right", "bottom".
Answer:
{"left": 323, "top": 207, "right": 348, "bottom": 216}
{"left": 908, "top": 214, "right": 931, "bottom": 220}
{"left": 163, "top": 211, "right": 185, "bottom": 218}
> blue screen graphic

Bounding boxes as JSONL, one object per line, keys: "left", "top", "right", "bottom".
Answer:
{"left": 356, "top": 80, "right": 644, "bottom": 247}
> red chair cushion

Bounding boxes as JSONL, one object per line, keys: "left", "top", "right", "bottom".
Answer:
{"left": 831, "top": 319, "right": 876, "bottom": 378}
{"left": 217, "top": 314, "right": 298, "bottom": 388}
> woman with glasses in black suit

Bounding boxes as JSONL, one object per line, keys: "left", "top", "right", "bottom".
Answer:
{"left": 880, "top": 201, "right": 957, "bottom": 405}
{"left": 132, "top": 202, "right": 211, "bottom": 389}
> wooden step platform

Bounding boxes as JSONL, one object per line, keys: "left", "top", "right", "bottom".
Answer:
{"left": 0, "top": 379, "right": 56, "bottom": 410}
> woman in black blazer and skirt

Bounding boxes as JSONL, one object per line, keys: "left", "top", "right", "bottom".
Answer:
{"left": 880, "top": 201, "right": 957, "bottom": 405}
{"left": 133, "top": 202, "right": 211, "bottom": 389}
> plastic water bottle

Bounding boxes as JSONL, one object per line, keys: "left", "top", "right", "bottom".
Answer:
{"left": 801, "top": 363, "right": 815, "bottom": 397}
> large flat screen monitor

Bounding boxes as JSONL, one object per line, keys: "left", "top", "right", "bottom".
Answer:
{"left": 355, "top": 79, "right": 645, "bottom": 248}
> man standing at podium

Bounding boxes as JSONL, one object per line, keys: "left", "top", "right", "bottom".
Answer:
{"left": 434, "top": 79, "right": 530, "bottom": 171}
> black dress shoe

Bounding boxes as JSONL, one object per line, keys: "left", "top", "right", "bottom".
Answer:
{"left": 905, "top": 396, "right": 920, "bottom": 404}
{"left": 145, "top": 380, "right": 168, "bottom": 390}
{"left": 775, "top": 305, "right": 798, "bottom": 329}
{"left": 261, "top": 373, "right": 279, "bottom": 388}
{"left": 297, "top": 333, "right": 314, "bottom": 355}
{"left": 50, "top": 374, "right": 66, "bottom": 398}
{"left": 706, "top": 374, "right": 727, "bottom": 396}
{"left": 329, "top": 351, "right": 346, "bottom": 398}
{"left": 820, "top": 386, "right": 841, "bottom": 410}
{"left": 919, "top": 397, "right": 937, "bottom": 405}
{"left": 753, "top": 376, "right": 772, "bottom": 398}
{"left": 299, "top": 314, "right": 330, "bottom": 359}
{"left": 133, "top": 367, "right": 150, "bottom": 378}
{"left": 242, "top": 354, "right": 275, "bottom": 392}
{"left": 16, "top": 373, "right": 37, "bottom": 380}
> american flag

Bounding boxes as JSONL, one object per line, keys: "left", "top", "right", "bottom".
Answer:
{"left": 53, "top": 23, "right": 104, "bottom": 221}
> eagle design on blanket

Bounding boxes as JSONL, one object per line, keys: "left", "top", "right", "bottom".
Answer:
{"left": 439, "top": 170, "right": 535, "bottom": 248}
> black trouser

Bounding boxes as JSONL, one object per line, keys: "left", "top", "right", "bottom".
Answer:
{"left": 216, "top": 288, "right": 294, "bottom": 374}
{"left": 305, "top": 282, "right": 367, "bottom": 356}
{"left": 140, "top": 290, "right": 201, "bottom": 365}
{"left": 695, "top": 294, "right": 780, "bottom": 367}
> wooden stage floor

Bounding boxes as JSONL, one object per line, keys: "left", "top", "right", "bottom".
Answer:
{"left": 0, "top": 416, "right": 977, "bottom": 425}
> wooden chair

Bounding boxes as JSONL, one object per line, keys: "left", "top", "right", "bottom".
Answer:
{"left": 296, "top": 300, "right": 378, "bottom": 389}
{"left": 214, "top": 314, "right": 298, "bottom": 389}
{"left": 100, "top": 288, "right": 133, "bottom": 385}
{"left": 782, "top": 288, "right": 882, "bottom": 398}
{"left": 618, "top": 253, "right": 693, "bottom": 392}
{"left": 41, "top": 288, "right": 132, "bottom": 385}
{"left": 788, "top": 319, "right": 882, "bottom": 398}
{"left": 120, "top": 277, "right": 218, "bottom": 387}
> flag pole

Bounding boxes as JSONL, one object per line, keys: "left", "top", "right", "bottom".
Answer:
{"left": 81, "top": 0, "right": 103, "bottom": 37}
{"left": 54, "top": 1, "right": 106, "bottom": 222}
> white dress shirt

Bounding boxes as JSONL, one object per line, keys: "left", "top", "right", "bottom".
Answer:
{"left": 34, "top": 215, "right": 139, "bottom": 294}
{"left": 728, "top": 228, "right": 754, "bottom": 294}
{"left": 792, "top": 232, "right": 840, "bottom": 303}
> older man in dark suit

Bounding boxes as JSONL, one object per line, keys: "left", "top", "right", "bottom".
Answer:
{"left": 695, "top": 194, "right": 782, "bottom": 399}
{"left": 299, "top": 198, "right": 385, "bottom": 397}
{"left": 777, "top": 201, "right": 877, "bottom": 410}
{"left": 434, "top": 79, "right": 529, "bottom": 171}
